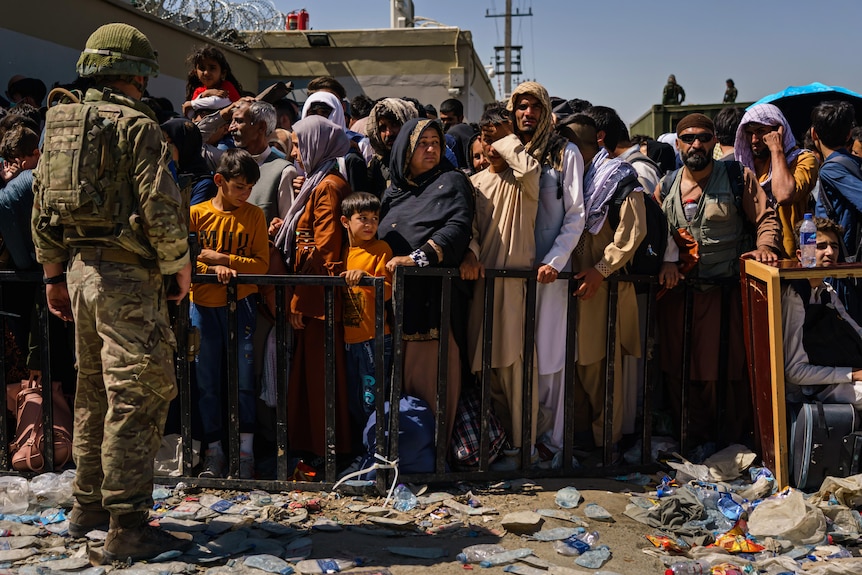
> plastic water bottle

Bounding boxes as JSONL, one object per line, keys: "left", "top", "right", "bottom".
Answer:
{"left": 665, "top": 559, "right": 710, "bottom": 575}
{"left": 457, "top": 544, "right": 506, "bottom": 564}
{"left": 717, "top": 492, "right": 743, "bottom": 521}
{"left": 478, "top": 548, "right": 534, "bottom": 567}
{"left": 244, "top": 554, "right": 295, "bottom": 575}
{"left": 683, "top": 199, "right": 698, "bottom": 222}
{"left": 800, "top": 213, "right": 817, "bottom": 268}
{"left": 554, "top": 486, "right": 581, "bottom": 508}
{"left": 552, "top": 531, "right": 599, "bottom": 556}
{"left": 294, "top": 559, "right": 356, "bottom": 574}
{"left": 392, "top": 484, "right": 418, "bottom": 512}
{"left": 575, "top": 545, "right": 611, "bottom": 569}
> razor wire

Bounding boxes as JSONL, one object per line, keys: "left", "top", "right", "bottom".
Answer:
{"left": 132, "top": 0, "right": 285, "bottom": 48}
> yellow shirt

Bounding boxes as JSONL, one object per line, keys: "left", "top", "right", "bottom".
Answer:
{"left": 190, "top": 200, "right": 270, "bottom": 307}
{"left": 342, "top": 239, "right": 392, "bottom": 344}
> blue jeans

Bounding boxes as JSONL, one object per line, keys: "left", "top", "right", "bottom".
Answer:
{"left": 190, "top": 296, "right": 257, "bottom": 443}
{"left": 345, "top": 334, "right": 393, "bottom": 429}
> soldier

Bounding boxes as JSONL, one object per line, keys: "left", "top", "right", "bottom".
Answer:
{"left": 31, "top": 23, "right": 191, "bottom": 561}
{"left": 662, "top": 74, "right": 686, "bottom": 106}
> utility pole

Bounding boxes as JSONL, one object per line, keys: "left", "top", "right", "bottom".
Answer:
{"left": 486, "top": 1, "right": 532, "bottom": 97}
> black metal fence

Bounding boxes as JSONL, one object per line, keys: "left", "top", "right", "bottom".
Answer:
{"left": 0, "top": 266, "right": 742, "bottom": 491}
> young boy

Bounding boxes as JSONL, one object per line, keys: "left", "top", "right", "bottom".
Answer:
{"left": 460, "top": 103, "right": 543, "bottom": 463}
{"left": 339, "top": 192, "right": 393, "bottom": 429}
{"left": 190, "top": 148, "right": 269, "bottom": 479}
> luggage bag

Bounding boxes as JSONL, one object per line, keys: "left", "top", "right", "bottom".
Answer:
{"left": 789, "top": 402, "right": 858, "bottom": 491}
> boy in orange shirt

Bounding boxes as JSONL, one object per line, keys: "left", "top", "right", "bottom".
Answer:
{"left": 340, "top": 192, "right": 393, "bottom": 429}
{"left": 190, "top": 149, "right": 269, "bottom": 479}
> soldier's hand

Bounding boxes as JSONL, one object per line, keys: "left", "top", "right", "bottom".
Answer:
{"left": 168, "top": 262, "right": 192, "bottom": 302}
{"left": 46, "top": 283, "right": 73, "bottom": 322}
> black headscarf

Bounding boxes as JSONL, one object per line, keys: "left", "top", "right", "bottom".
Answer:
{"left": 380, "top": 119, "right": 474, "bottom": 338}
{"left": 160, "top": 118, "right": 211, "bottom": 180}
{"left": 446, "top": 123, "right": 478, "bottom": 171}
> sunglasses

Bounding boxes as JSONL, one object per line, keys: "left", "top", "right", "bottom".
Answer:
{"left": 679, "top": 133, "right": 714, "bottom": 144}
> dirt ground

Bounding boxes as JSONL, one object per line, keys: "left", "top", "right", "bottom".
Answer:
{"left": 299, "top": 477, "right": 665, "bottom": 575}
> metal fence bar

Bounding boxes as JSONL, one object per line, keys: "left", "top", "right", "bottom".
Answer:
{"left": 435, "top": 276, "right": 452, "bottom": 474}
{"left": 323, "top": 285, "right": 337, "bottom": 483}
{"left": 274, "top": 285, "right": 290, "bottom": 482}
{"left": 641, "top": 281, "right": 657, "bottom": 466}
{"left": 372, "top": 276, "right": 388, "bottom": 493}
{"left": 563, "top": 275, "right": 578, "bottom": 473}
{"left": 602, "top": 279, "right": 619, "bottom": 467}
{"left": 478, "top": 274, "right": 495, "bottom": 471}
{"left": 226, "top": 282, "right": 240, "bottom": 479}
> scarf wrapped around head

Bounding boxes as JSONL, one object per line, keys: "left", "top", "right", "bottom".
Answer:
{"left": 274, "top": 116, "right": 350, "bottom": 266}
{"left": 366, "top": 98, "right": 418, "bottom": 157}
{"left": 160, "top": 117, "right": 210, "bottom": 179}
{"left": 507, "top": 81, "right": 566, "bottom": 170}
{"left": 387, "top": 118, "right": 447, "bottom": 192}
{"left": 583, "top": 148, "right": 642, "bottom": 234}
{"left": 301, "top": 90, "right": 346, "bottom": 130}
{"left": 733, "top": 103, "right": 802, "bottom": 193}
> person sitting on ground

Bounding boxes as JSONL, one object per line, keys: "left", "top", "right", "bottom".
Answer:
{"left": 190, "top": 148, "right": 269, "bottom": 479}
{"left": 782, "top": 216, "right": 862, "bottom": 410}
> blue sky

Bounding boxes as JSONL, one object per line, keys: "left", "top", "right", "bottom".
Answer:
{"left": 272, "top": 0, "right": 862, "bottom": 124}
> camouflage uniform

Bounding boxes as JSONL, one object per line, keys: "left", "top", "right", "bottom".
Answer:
{"left": 32, "top": 88, "right": 189, "bottom": 519}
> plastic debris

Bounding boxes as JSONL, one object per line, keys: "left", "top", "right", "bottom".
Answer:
{"left": 554, "top": 487, "right": 581, "bottom": 509}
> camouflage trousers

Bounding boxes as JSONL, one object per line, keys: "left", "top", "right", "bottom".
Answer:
{"left": 67, "top": 256, "right": 177, "bottom": 516}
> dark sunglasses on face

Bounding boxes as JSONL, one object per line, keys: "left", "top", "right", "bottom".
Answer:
{"left": 679, "top": 133, "right": 714, "bottom": 144}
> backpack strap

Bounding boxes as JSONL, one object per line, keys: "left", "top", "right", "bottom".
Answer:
{"left": 659, "top": 168, "right": 681, "bottom": 203}
{"left": 815, "top": 154, "right": 861, "bottom": 260}
{"left": 607, "top": 173, "right": 642, "bottom": 229}
{"left": 723, "top": 160, "right": 745, "bottom": 213}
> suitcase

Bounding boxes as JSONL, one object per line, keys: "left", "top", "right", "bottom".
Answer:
{"left": 789, "top": 402, "right": 858, "bottom": 491}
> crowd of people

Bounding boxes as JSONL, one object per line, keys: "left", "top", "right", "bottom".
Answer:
{"left": 4, "top": 21, "right": 862, "bottom": 562}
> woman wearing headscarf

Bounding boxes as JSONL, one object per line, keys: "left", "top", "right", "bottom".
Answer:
{"left": 366, "top": 98, "right": 419, "bottom": 197}
{"left": 160, "top": 117, "right": 217, "bottom": 207}
{"left": 380, "top": 118, "right": 474, "bottom": 444}
{"left": 274, "top": 115, "right": 353, "bottom": 464}
{"left": 301, "top": 91, "right": 368, "bottom": 194}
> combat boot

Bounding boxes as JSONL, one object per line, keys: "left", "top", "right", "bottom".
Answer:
{"left": 103, "top": 512, "right": 190, "bottom": 562}
{"left": 68, "top": 503, "right": 110, "bottom": 538}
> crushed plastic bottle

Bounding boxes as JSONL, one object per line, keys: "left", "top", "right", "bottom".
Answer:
{"left": 575, "top": 545, "right": 611, "bottom": 569}
{"left": 717, "top": 492, "right": 743, "bottom": 521}
{"left": 657, "top": 475, "right": 676, "bottom": 498}
{"left": 584, "top": 503, "right": 613, "bottom": 522}
{"left": 0, "top": 476, "right": 30, "bottom": 515}
{"left": 552, "top": 531, "right": 599, "bottom": 556}
{"left": 244, "top": 554, "right": 295, "bottom": 574}
{"left": 392, "top": 484, "right": 418, "bottom": 512}
{"left": 554, "top": 487, "right": 581, "bottom": 509}
{"left": 294, "top": 559, "right": 356, "bottom": 574}
{"left": 28, "top": 470, "right": 75, "bottom": 508}
{"left": 664, "top": 559, "right": 710, "bottom": 575}
{"left": 478, "top": 548, "right": 534, "bottom": 567}
{"left": 457, "top": 544, "right": 506, "bottom": 563}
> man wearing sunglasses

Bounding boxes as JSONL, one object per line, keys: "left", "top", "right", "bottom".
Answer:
{"left": 655, "top": 113, "right": 781, "bottom": 448}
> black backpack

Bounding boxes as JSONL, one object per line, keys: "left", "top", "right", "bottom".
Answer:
{"left": 607, "top": 172, "right": 668, "bottom": 277}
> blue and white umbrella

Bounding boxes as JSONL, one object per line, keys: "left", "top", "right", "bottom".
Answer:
{"left": 749, "top": 82, "right": 862, "bottom": 140}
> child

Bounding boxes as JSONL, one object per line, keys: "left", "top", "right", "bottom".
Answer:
{"left": 190, "top": 148, "right": 269, "bottom": 479}
{"left": 183, "top": 46, "right": 243, "bottom": 118}
{"left": 339, "top": 192, "right": 393, "bottom": 429}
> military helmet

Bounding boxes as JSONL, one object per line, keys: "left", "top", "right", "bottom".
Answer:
{"left": 76, "top": 23, "right": 159, "bottom": 78}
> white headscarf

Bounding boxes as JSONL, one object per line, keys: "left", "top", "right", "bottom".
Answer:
{"left": 734, "top": 103, "right": 803, "bottom": 193}
{"left": 301, "top": 91, "right": 346, "bottom": 130}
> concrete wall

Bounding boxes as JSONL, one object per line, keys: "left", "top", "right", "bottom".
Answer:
{"left": 250, "top": 28, "right": 496, "bottom": 122}
{"left": 3, "top": 0, "right": 260, "bottom": 110}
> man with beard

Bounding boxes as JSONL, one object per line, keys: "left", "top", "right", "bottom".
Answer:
{"left": 506, "top": 82, "right": 585, "bottom": 465}
{"left": 735, "top": 104, "right": 818, "bottom": 257}
{"left": 656, "top": 113, "right": 781, "bottom": 449}
{"left": 782, "top": 217, "right": 862, "bottom": 410}
{"left": 365, "top": 98, "right": 418, "bottom": 197}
